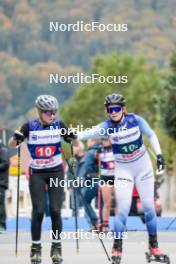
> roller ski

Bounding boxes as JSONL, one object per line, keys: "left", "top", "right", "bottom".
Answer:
{"left": 30, "top": 244, "right": 42, "bottom": 264}
{"left": 50, "top": 242, "right": 63, "bottom": 264}
{"left": 111, "top": 239, "right": 122, "bottom": 264}
{"left": 146, "top": 236, "right": 170, "bottom": 264}
{"left": 145, "top": 248, "right": 170, "bottom": 264}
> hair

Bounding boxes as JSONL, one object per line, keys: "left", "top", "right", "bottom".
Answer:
{"left": 122, "top": 106, "right": 128, "bottom": 116}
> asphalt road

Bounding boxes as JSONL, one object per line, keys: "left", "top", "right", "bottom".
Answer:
{"left": 0, "top": 231, "right": 175, "bottom": 264}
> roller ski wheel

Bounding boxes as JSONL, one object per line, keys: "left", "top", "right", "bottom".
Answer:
{"left": 111, "top": 250, "right": 122, "bottom": 264}
{"left": 145, "top": 248, "right": 170, "bottom": 264}
{"left": 30, "top": 244, "right": 42, "bottom": 264}
{"left": 51, "top": 243, "right": 63, "bottom": 264}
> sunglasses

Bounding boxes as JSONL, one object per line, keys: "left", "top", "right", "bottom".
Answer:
{"left": 41, "top": 110, "right": 57, "bottom": 117}
{"left": 107, "top": 106, "right": 122, "bottom": 114}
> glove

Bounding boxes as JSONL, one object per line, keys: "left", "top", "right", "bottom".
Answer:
{"left": 13, "top": 130, "right": 24, "bottom": 143}
{"left": 64, "top": 136, "right": 73, "bottom": 143}
{"left": 156, "top": 154, "right": 165, "bottom": 173}
{"left": 64, "top": 134, "right": 78, "bottom": 144}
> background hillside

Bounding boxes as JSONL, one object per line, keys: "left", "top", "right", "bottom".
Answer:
{"left": 0, "top": 0, "right": 176, "bottom": 126}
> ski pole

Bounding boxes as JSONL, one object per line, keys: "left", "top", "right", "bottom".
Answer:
{"left": 97, "top": 152, "right": 102, "bottom": 228}
{"left": 70, "top": 143, "right": 79, "bottom": 253}
{"left": 15, "top": 143, "right": 21, "bottom": 256}
{"left": 62, "top": 146, "right": 111, "bottom": 262}
{"left": 98, "top": 186, "right": 101, "bottom": 228}
{"left": 78, "top": 187, "right": 111, "bottom": 261}
{"left": 166, "top": 217, "right": 176, "bottom": 230}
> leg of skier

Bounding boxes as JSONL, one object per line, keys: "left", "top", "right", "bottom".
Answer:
{"left": 101, "top": 183, "right": 113, "bottom": 232}
{"left": 82, "top": 184, "right": 99, "bottom": 231}
{"left": 112, "top": 165, "right": 134, "bottom": 264}
{"left": 29, "top": 172, "right": 46, "bottom": 264}
{"left": 48, "top": 169, "right": 64, "bottom": 264}
{"left": 135, "top": 152, "right": 170, "bottom": 264}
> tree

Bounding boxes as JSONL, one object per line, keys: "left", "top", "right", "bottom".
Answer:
{"left": 61, "top": 53, "right": 161, "bottom": 128}
{"left": 161, "top": 50, "right": 176, "bottom": 140}
{"left": 151, "top": 0, "right": 158, "bottom": 10}
{"left": 0, "top": 73, "right": 12, "bottom": 107}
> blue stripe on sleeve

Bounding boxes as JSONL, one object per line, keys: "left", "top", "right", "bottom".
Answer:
{"left": 134, "top": 114, "right": 154, "bottom": 138}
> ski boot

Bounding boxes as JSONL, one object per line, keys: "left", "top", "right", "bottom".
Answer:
{"left": 145, "top": 235, "right": 170, "bottom": 263}
{"left": 50, "top": 242, "right": 63, "bottom": 264}
{"left": 111, "top": 239, "right": 122, "bottom": 264}
{"left": 30, "top": 244, "right": 42, "bottom": 264}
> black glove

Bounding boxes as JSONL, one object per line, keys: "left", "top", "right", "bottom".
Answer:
{"left": 13, "top": 130, "right": 24, "bottom": 143}
{"left": 156, "top": 154, "right": 165, "bottom": 172}
{"left": 64, "top": 136, "right": 73, "bottom": 144}
{"left": 64, "top": 133, "right": 77, "bottom": 144}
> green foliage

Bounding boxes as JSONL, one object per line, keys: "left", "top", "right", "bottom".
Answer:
{"left": 0, "top": 52, "right": 80, "bottom": 124}
{"left": 0, "top": 0, "right": 175, "bottom": 127}
{"left": 156, "top": 128, "right": 176, "bottom": 172}
{"left": 61, "top": 53, "right": 161, "bottom": 127}
{"left": 161, "top": 50, "right": 176, "bottom": 140}
{"left": 61, "top": 51, "right": 176, "bottom": 173}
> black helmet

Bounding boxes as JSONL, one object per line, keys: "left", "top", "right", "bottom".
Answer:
{"left": 35, "top": 95, "right": 59, "bottom": 111}
{"left": 104, "top": 93, "right": 126, "bottom": 107}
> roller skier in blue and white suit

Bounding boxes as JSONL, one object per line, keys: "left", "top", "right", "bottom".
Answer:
{"left": 78, "top": 93, "right": 168, "bottom": 264}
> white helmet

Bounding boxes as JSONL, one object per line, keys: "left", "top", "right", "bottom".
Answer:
{"left": 35, "top": 95, "right": 59, "bottom": 111}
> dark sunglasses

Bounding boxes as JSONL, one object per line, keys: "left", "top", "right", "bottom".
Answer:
{"left": 42, "top": 110, "right": 57, "bottom": 117}
{"left": 107, "top": 106, "right": 122, "bottom": 114}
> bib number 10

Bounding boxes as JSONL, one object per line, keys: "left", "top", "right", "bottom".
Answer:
{"left": 121, "top": 144, "right": 138, "bottom": 153}
{"left": 35, "top": 146, "right": 56, "bottom": 157}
